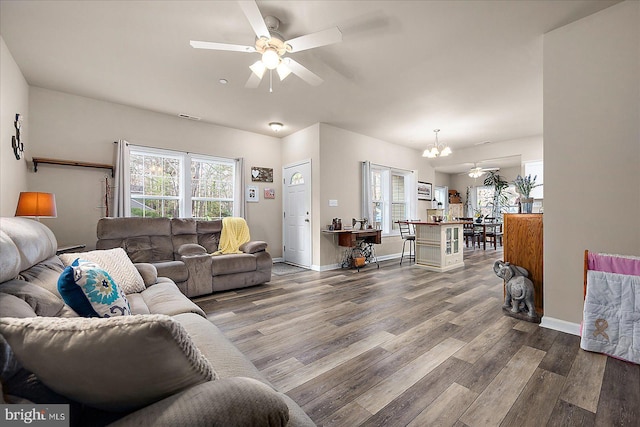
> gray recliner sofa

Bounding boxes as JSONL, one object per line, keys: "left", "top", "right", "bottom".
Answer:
{"left": 0, "top": 217, "right": 314, "bottom": 426}
{"left": 96, "top": 217, "right": 272, "bottom": 298}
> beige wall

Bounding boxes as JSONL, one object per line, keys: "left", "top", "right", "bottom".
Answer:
{"left": 282, "top": 123, "right": 437, "bottom": 269}
{"left": 27, "top": 87, "right": 283, "bottom": 252}
{"left": 0, "top": 37, "right": 29, "bottom": 216}
{"left": 543, "top": 0, "right": 640, "bottom": 332}
{"left": 318, "top": 124, "right": 435, "bottom": 267}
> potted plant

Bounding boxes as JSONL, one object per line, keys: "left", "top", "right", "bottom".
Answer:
{"left": 483, "top": 171, "right": 510, "bottom": 219}
{"left": 513, "top": 174, "right": 540, "bottom": 213}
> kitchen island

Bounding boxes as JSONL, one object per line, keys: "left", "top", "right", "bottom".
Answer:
{"left": 409, "top": 221, "right": 465, "bottom": 272}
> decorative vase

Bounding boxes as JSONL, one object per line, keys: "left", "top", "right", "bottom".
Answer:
{"left": 521, "top": 197, "right": 534, "bottom": 213}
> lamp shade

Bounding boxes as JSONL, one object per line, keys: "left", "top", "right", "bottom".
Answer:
{"left": 15, "top": 192, "right": 57, "bottom": 218}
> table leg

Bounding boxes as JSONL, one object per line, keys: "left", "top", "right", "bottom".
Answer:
{"left": 483, "top": 225, "right": 487, "bottom": 250}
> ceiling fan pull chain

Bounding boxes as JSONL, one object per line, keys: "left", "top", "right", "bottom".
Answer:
{"left": 269, "top": 69, "right": 273, "bottom": 93}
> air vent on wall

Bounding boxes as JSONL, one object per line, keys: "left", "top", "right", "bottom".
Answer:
{"left": 177, "top": 113, "right": 201, "bottom": 121}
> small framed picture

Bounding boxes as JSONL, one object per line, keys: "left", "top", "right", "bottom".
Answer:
{"left": 246, "top": 185, "right": 259, "bottom": 202}
{"left": 264, "top": 188, "right": 275, "bottom": 199}
{"left": 418, "top": 181, "right": 432, "bottom": 201}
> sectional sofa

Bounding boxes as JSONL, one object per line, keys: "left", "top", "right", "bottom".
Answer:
{"left": 0, "top": 217, "right": 314, "bottom": 426}
{"left": 96, "top": 217, "right": 272, "bottom": 297}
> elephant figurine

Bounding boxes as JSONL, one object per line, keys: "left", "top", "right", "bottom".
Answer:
{"left": 493, "top": 260, "right": 537, "bottom": 318}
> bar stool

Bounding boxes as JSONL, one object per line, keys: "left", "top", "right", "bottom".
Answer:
{"left": 398, "top": 221, "right": 415, "bottom": 265}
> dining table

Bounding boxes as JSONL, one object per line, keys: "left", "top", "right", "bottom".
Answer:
{"left": 473, "top": 220, "right": 504, "bottom": 250}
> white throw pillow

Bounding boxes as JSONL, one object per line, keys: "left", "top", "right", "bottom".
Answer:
{"left": 0, "top": 315, "right": 217, "bottom": 411}
{"left": 60, "top": 248, "right": 145, "bottom": 294}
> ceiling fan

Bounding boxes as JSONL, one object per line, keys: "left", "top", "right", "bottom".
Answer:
{"left": 464, "top": 163, "right": 500, "bottom": 179}
{"left": 190, "top": 0, "right": 342, "bottom": 91}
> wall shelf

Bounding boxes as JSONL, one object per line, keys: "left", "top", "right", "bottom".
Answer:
{"left": 32, "top": 157, "right": 114, "bottom": 177}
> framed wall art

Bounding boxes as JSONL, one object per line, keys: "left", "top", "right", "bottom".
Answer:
{"left": 418, "top": 181, "right": 432, "bottom": 201}
{"left": 251, "top": 167, "right": 273, "bottom": 182}
{"left": 246, "top": 185, "right": 259, "bottom": 202}
{"left": 264, "top": 188, "right": 275, "bottom": 199}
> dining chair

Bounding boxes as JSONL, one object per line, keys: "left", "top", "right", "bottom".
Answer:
{"left": 460, "top": 217, "right": 480, "bottom": 249}
{"left": 484, "top": 217, "right": 503, "bottom": 249}
{"left": 398, "top": 220, "right": 415, "bottom": 265}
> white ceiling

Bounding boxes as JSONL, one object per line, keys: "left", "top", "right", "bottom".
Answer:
{"left": 0, "top": 0, "right": 619, "bottom": 155}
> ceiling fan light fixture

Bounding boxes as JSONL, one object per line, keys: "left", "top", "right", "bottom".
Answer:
{"left": 276, "top": 62, "right": 292, "bottom": 80}
{"left": 269, "top": 122, "right": 283, "bottom": 132}
{"left": 249, "top": 61, "right": 266, "bottom": 78}
{"left": 468, "top": 168, "right": 484, "bottom": 179}
{"left": 262, "top": 48, "right": 280, "bottom": 70}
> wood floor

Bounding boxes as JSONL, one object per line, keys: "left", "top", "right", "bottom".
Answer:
{"left": 194, "top": 248, "right": 640, "bottom": 427}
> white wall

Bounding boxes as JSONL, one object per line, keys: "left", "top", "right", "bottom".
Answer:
{"left": 27, "top": 87, "right": 283, "bottom": 252}
{"left": 0, "top": 37, "right": 29, "bottom": 216}
{"left": 282, "top": 123, "right": 321, "bottom": 265}
{"left": 543, "top": 0, "right": 640, "bottom": 332}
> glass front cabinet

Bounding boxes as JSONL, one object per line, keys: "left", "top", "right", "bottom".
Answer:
{"left": 415, "top": 222, "right": 464, "bottom": 272}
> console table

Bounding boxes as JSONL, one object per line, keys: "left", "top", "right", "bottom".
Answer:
{"left": 410, "top": 221, "right": 465, "bottom": 272}
{"left": 323, "top": 229, "right": 381, "bottom": 270}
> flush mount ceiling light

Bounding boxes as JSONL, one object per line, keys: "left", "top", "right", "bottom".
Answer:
{"left": 269, "top": 122, "right": 283, "bottom": 132}
{"left": 422, "top": 129, "right": 452, "bottom": 158}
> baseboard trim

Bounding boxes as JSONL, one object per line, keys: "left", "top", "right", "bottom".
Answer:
{"left": 540, "top": 316, "right": 581, "bottom": 336}
{"left": 272, "top": 257, "right": 284, "bottom": 263}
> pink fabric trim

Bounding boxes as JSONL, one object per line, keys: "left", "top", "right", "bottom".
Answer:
{"left": 588, "top": 253, "right": 640, "bottom": 276}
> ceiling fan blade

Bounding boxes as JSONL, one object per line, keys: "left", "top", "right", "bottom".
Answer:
{"left": 190, "top": 40, "right": 255, "bottom": 53}
{"left": 245, "top": 72, "right": 263, "bottom": 89}
{"left": 286, "top": 27, "right": 342, "bottom": 53}
{"left": 284, "top": 58, "right": 323, "bottom": 86}
{"left": 238, "top": 0, "right": 270, "bottom": 39}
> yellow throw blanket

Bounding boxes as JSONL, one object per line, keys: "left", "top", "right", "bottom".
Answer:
{"left": 214, "top": 217, "right": 250, "bottom": 255}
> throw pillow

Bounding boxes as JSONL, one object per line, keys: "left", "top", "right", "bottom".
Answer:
{"left": 58, "top": 259, "right": 131, "bottom": 318}
{"left": 0, "top": 315, "right": 217, "bottom": 412}
{"left": 59, "top": 248, "right": 145, "bottom": 294}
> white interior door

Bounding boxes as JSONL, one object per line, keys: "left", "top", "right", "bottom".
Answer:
{"left": 283, "top": 161, "right": 311, "bottom": 267}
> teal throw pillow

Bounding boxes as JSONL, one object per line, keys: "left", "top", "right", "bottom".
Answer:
{"left": 58, "top": 259, "right": 131, "bottom": 318}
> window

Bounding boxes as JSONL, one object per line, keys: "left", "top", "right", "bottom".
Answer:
{"left": 370, "top": 165, "right": 414, "bottom": 234}
{"left": 130, "top": 150, "right": 182, "bottom": 218}
{"left": 190, "top": 157, "right": 235, "bottom": 219}
{"left": 476, "top": 185, "right": 518, "bottom": 217}
{"left": 128, "top": 146, "right": 238, "bottom": 219}
{"left": 290, "top": 172, "right": 304, "bottom": 185}
{"left": 524, "top": 161, "right": 544, "bottom": 199}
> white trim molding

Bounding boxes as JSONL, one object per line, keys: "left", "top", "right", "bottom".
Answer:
{"left": 540, "top": 316, "right": 581, "bottom": 336}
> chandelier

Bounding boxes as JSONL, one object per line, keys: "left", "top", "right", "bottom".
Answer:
{"left": 422, "top": 129, "right": 452, "bottom": 158}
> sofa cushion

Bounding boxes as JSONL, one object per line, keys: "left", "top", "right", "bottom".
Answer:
{"left": 126, "top": 293, "right": 151, "bottom": 315}
{"left": 18, "top": 256, "right": 65, "bottom": 298}
{"left": 122, "top": 236, "right": 154, "bottom": 263}
{"left": 109, "top": 377, "right": 290, "bottom": 427}
{"left": 60, "top": 248, "right": 145, "bottom": 294}
{"left": 0, "top": 315, "right": 217, "bottom": 412}
{"left": 140, "top": 281, "right": 206, "bottom": 317}
{"left": 0, "top": 280, "right": 65, "bottom": 317}
{"left": 173, "top": 313, "right": 265, "bottom": 381}
{"left": 58, "top": 260, "right": 131, "bottom": 318}
{"left": 240, "top": 240, "right": 268, "bottom": 254}
{"left": 154, "top": 260, "right": 189, "bottom": 283}
{"left": 0, "top": 293, "right": 37, "bottom": 318}
{"left": 197, "top": 219, "right": 222, "bottom": 253}
{"left": 134, "top": 262, "right": 158, "bottom": 287}
{"left": 212, "top": 254, "right": 257, "bottom": 276}
{"left": 0, "top": 218, "right": 57, "bottom": 283}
